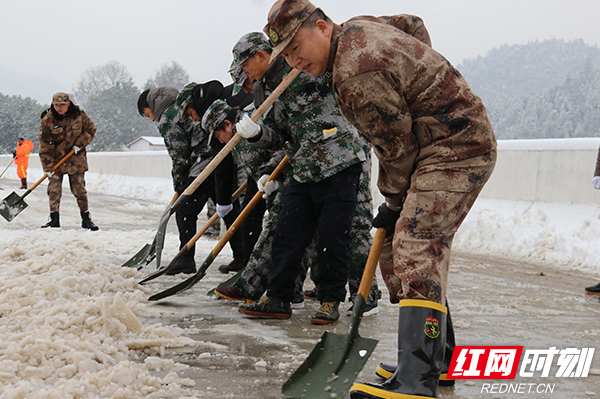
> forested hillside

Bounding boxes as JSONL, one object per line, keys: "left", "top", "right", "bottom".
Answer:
{"left": 1, "top": 40, "right": 600, "bottom": 153}
{"left": 457, "top": 39, "right": 600, "bottom": 139}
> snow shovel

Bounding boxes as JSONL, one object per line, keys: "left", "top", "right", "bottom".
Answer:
{"left": 154, "top": 68, "right": 302, "bottom": 269}
{"left": 121, "top": 192, "right": 179, "bottom": 269}
{"left": 148, "top": 156, "right": 289, "bottom": 301}
{"left": 0, "top": 149, "right": 75, "bottom": 222}
{"left": 138, "top": 180, "right": 247, "bottom": 284}
{"left": 282, "top": 227, "right": 387, "bottom": 399}
{"left": 0, "top": 159, "right": 14, "bottom": 179}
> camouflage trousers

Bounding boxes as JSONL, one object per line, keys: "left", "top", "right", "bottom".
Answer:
{"left": 379, "top": 150, "right": 497, "bottom": 304}
{"left": 46, "top": 172, "right": 89, "bottom": 213}
{"left": 235, "top": 157, "right": 381, "bottom": 304}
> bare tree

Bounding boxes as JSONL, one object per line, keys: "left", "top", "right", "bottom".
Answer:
{"left": 72, "top": 61, "right": 134, "bottom": 107}
{"left": 144, "top": 61, "right": 190, "bottom": 90}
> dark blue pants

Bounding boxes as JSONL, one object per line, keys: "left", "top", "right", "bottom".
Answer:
{"left": 267, "top": 163, "right": 361, "bottom": 302}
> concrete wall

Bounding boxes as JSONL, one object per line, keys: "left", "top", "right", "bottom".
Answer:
{"left": 2, "top": 138, "right": 600, "bottom": 204}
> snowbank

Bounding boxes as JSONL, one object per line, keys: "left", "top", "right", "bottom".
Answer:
{"left": 0, "top": 229, "right": 200, "bottom": 399}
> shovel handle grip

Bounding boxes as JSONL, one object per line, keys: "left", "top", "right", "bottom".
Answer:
{"left": 357, "top": 228, "right": 387, "bottom": 299}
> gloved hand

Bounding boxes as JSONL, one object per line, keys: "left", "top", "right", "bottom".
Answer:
{"left": 73, "top": 145, "right": 81, "bottom": 154}
{"left": 372, "top": 203, "right": 401, "bottom": 238}
{"left": 235, "top": 114, "right": 261, "bottom": 139}
{"left": 257, "top": 174, "right": 280, "bottom": 198}
{"left": 12, "top": 150, "right": 16, "bottom": 159}
{"left": 216, "top": 203, "right": 233, "bottom": 218}
{"left": 593, "top": 176, "right": 600, "bottom": 190}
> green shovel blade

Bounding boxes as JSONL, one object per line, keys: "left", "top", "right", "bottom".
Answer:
{"left": 0, "top": 192, "right": 28, "bottom": 222}
{"left": 282, "top": 296, "right": 378, "bottom": 399}
{"left": 282, "top": 331, "right": 378, "bottom": 398}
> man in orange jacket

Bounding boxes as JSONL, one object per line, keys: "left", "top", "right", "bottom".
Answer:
{"left": 13, "top": 137, "right": 34, "bottom": 189}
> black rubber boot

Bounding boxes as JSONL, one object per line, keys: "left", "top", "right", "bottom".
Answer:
{"left": 81, "top": 211, "right": 99, "bottom": 231}
{"left": 585, "top": 281, "right": 600, "bottom": 294}
{"left": 350, "top": 299, "right": 447, "bottom": 399}
{"left": 41, "top": 212, "right": 60, "bottom": 228}
{"left": 20, "top": 178, "right": 27, "bottom": 189}
{"left": 375, "top": 299, "right": 456, "bottom": 387}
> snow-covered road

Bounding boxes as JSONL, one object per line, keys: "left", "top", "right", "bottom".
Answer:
{"left": 1, "top": 176, "right": 600, "bottom": 398}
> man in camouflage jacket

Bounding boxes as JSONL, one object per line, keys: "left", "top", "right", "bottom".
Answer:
{"left": 263, "top": 1, "right": 497, "bottom": 398}
{"left": 137, "top": 84, "right": 245, "bottom": 274}
{"left": 233, "top": 32, "right": 373, "bottom": 326}
{"left": 39, "top": 92, "right": 98, "bottom": 230}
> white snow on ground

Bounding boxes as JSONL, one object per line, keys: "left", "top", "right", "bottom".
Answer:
{"left": 454, "top": 199, "right": 600, "bottom": 276}
{"left": 1, "top": 168, "right": 600, "bottom": 398}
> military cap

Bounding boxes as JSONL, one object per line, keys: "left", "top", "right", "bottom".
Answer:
{"left": 176, "top": 82, "right": 198, "bottom": 110}
{"left": 52, "top": 92, "right": 71, "bottom": 104}
{"left": 230, "top": 66, "right": 248, "bottom": 96}
{"left": 263, "top": 0, "right": 318, "bottom": 62}
{"left": 201, "top": 99, "right": 232, "bottom": 143}
{"left": 229, "top": 32, "right": 273, "bottom": 71}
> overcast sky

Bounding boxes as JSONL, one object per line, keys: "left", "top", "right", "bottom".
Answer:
{"left": 1, "top": 0, "right": 599, "bottom": 101}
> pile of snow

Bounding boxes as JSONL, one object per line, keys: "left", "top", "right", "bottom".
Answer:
{"left": 0, "top": 229, "right": 200, "bottom": 399}
{"left": 454, "top": 198, "right": 600, "bottom": 275}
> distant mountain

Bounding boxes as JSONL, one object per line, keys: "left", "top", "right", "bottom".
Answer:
{"left": 457, "top": 39, "right": 600, "bottom": 104}
{"left": 456, "top": 39, "right": 600, "bottom": 139}
{"left": 0, "top": 65, "right": 63, "bottom": 104}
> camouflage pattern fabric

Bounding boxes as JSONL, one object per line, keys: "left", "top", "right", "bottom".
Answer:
{"left": 229, "top": 32, "right": 272, "bottom": 71}
{"left": 156, "top": 87, "right": 212, "bottom": 192}
{"left": 39, "top": 106, "right": 96, "bottom": 175}
{"left": 326, "top": 16, "right": 497, "bottom": 304}
{"left": 46, "top": 172, "right": 88, "bottom": 213}
{"left": 250, "top": 63, "right": 366, "bottom": 184}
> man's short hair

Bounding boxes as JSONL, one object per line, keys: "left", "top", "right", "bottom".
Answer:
{"left": 137, "top": 89, "right": 151, "bottom": 116}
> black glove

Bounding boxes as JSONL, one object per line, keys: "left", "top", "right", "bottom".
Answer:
{"left": 372, "top": 203, "right": 401, "bottom": 238}
{"left": 12, "top": 150, "right": 16, "bottom": 159}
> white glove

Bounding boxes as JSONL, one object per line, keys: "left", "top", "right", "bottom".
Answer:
{"left": 257, "top": 174, "right": 280, "bottom": 198}
{"left": 216, "top": 203, "right": 233, "bottom": 218}
{"left": 73, "top": 145, "right": 81, "bottom": 154}
{"left": 593, "top": 176, "right": 600, "bottom": 189}
{"left": 235, "top": 114, "right": 261, "bottom": 139}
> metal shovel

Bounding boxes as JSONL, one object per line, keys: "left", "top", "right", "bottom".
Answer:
{"left": 281, "top": 228, "right": 387, "bottom": 399}
{"left": 0, "top": 149, "right": 75, "bottom": 222}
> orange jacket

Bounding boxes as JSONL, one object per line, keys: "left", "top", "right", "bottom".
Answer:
{"left": 15, "top": 140, "right": 33, "bottom": 167}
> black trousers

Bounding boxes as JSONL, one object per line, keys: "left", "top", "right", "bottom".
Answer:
{"left": 176, "top": 176, "right": 244, "bottom": 261}
{"left": 240, "top": 177, "right": 267, "bottom": 265}
{"left": 267, "top": 163, "right": 361, "bottom": 302}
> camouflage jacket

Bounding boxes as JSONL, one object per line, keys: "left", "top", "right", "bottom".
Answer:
{"left": 232, "top": 102, "right": 287, "bottom": 181}
{"left": 39, "top": 105, "right": 96, "bottom": 174}
{"left": 148, "top": 87, "right": 212, "bottom": 191}
{"left": 329, "top": 15, "right": 497, "bottom": 207}
{"left": 250, "top": 59, "right": 366, "bottom": 183}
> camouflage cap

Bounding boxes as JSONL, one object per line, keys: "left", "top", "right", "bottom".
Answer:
{"left": 52, "top": 92, "right": 70, "bottom": 104}
{"left": 201, "top": 99, "right": 232, "bottom": 143}
{"left": 176, "top": 82, "right": 198, "bottom": 110}
{"left": 229, "top": 32, "right": 273, "bottom": 71}
{"left": 230, "top": 66, "right": 248, "bottom": 96}
{"left": 263, "top": 0, "right": 317, "bottom": 62}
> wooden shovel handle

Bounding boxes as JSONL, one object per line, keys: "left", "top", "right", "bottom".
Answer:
{"left": 357, "top": 228, "right": 387, "bottom": 299}
{"left": 29, "top": 148, "right": 76, "bottom": 192}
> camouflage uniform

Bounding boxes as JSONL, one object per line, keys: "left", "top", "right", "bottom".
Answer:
{"left": 265, "top": 7, "right": 497, "bottom": 305}
{"left": 248, "top": 59, "right": 368, "bottom": 304}
{"left": 39, "top": 104, "right": 96, "bottom": 212}
{"left": 147, "top": 85, "right": 244, "bottom": 261}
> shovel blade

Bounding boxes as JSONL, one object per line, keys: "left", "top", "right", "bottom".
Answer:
{"left": 282, "top": 331, "right": 378, "bottom": 399}
{"left": 0, "top": 192, "right": 28, "bottom": 222}
{"left": 121, "top": 242, "right": 156, "bottom": 269}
